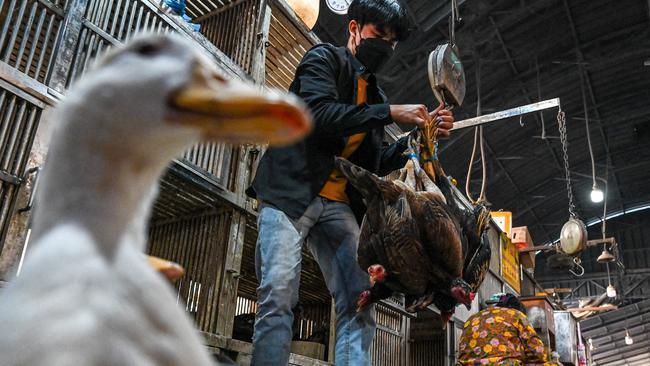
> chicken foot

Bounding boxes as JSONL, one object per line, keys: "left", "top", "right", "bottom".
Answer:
{"left": 356, "top": 282, "right": 392, "bottom": 312}
{"left": 405, "top": 293, "right": 435, "bottom": 313}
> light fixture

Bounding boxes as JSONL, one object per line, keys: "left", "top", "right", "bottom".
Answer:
{"left": 588, "top": 338, "right": 594, "bottom": 351}
{"left": 590, "top": 186, "right": 604, "bottom": 203}
{"left": 625, "top": 329, "right": 633, "bottom": 345}
{"left": 606, "top": 283, "right": 617, "bottom": 298}
{"left": 579, "top": 65, "right": 604, "bottom": 205}
{"left": 597, "top": 244, "right": 615, "bottom": 263}
{"left": 600, "top": 174, "right": 616, "bottom": 298}
{"left": 287, "top": 0, "right": 320, "bottom": 29}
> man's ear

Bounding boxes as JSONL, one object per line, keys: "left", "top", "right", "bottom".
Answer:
{"left": 348, "top": 19, "right": 359, "bottom": 37}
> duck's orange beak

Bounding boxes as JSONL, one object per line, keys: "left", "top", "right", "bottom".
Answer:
{"left": 145, "top": 255, "right": 185, "bottom": 282}
{"left": 170, "top": 61, "right": 312, "bottom": 146}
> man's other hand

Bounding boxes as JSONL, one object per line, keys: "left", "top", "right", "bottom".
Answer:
{"left": 390, "top": 103, "right": 455, "bottom": 136}
{"left": 430, "top": 102, "right": 454, "bottom": 137}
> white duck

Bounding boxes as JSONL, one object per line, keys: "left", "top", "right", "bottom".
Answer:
{"left": 0, "top": 34, "right": 310, "bottom": 365}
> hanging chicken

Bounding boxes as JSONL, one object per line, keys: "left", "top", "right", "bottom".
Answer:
{"left": 336, "top": 117, "right": 492, "bottom": 327}
{"left": 337, "top": 158, "right": 466, "bottom": 306}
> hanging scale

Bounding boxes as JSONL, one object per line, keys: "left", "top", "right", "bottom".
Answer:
{"left": 557, "top": 107, "right": 588, "bottom": 257}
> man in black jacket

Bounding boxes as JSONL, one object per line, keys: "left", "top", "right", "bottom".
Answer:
{"left": 247, "top": 1, "right": 454, "bottom": 364}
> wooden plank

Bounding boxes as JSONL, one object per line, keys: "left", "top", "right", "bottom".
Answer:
{"left": 34, "top": 12, "right": 57, "bottom": 82}
{"left": 0, "top": 63, "right": 59, "bottom": 106}
{"left": 48, "top": 0, "right": 88, "bottom": 92}
{"left": 251, "top": 0, "right": 271, "bottom": 84}
{"left": 215, "top": 210, "right": 246, "bottom": 336}
{"left": 193, "top": 0, "right": 246, "bottom": 23}
{"left": 327, "top": 300, "right": 336, "bottom": 362}
{"left": 81, "top": 19, "right": 121, "bottom": 46}
{"left": 203, "top": 332, "right": 331, "bottom": 365}
{"left": 35, "top": 0, "right": 66, "bottom": 17}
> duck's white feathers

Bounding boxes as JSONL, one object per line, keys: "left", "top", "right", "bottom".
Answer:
{"left": 0, "top": 223, "right": 213, "bottom": 366}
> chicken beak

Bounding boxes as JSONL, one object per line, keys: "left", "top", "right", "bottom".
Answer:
{"left": 170, "top": 62, "right": 312, "bottom": 145}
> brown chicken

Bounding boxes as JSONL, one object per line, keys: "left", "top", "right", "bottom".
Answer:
{"left": 335, "top": 157, "right": 473, "bottom": 315}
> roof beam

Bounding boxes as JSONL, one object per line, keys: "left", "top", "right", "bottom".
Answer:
{"left": 587, "top": 323, "right": 650, "bottom": 344}
{"left": 605, "top": 357, "right": 650, "bottom": 366}
{"left": 595, "top": 344, "right": 650, "bottom": 361}
{"left": 400, "top": 0, "right": 420, "bottom": 31}
{"left": 594, "top": 346, "right": 650, "bottom": 365}
{"left": 592, "top": 335, "right": 650, "bottom": 356}
{"left": 420, "top": 0, "right": 466, "bottom": 33}
{"left": 582, "top": 300, "right": 650, "bottom": 330}
{"left": 561, "top": 0, "right": 625, "bottom": 210}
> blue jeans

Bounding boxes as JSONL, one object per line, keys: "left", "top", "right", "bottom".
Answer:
{"left": 251, "top": 197, "right": 376, "bottom": 365}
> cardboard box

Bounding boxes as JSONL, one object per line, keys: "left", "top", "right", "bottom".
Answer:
{"left": 512, "top": 226, "right": 534, "bottom": 249}
{"left": 491, "top": 211, "right": 512, "bottom": 237}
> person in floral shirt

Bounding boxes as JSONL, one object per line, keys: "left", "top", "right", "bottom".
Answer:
{"left": 457, "top": 293, "right": 558, "bottom": 366}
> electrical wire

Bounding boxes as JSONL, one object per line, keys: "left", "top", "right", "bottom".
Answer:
{"left": 465, "top": 57, "right": 487, "bottom": 204}
{"left": 579, "top": 65, "right": 598, "bottom": 190}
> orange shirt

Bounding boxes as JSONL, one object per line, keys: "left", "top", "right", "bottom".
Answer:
{"left": 319, "top": 77, "right": 368, "bottom": 203}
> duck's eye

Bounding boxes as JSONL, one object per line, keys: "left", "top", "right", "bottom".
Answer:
{"left": 135, "top": 43, "right": 160, "bottom": 57}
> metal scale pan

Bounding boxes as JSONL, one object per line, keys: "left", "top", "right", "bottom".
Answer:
{"left": 428, "top": 43, "right": 466, "bottom": 109}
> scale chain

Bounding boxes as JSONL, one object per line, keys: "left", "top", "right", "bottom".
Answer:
{"left": 557, "top": 107, "right": 576, "bottom": 218}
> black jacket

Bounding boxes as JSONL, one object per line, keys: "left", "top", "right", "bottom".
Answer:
{"left": 247, "top": 43, "right": 409, "bottom": 222}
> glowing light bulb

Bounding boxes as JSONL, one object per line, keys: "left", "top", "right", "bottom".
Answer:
{"left": 591, "top": 188, "right": 604, "bottom": 203}
{"left": 625, "top": 330, "right": 633, "bottom": 345}
{"left": 606, "top": 284, "right": 617, "bottom": 298}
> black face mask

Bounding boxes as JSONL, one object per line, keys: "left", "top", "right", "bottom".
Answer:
{"left": 355, "top": 37, "right": 394, "bottom": 74}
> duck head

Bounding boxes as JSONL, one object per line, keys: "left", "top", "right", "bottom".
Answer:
{"left": 32, "top": 34, "right": 311, "bottom": 252}
{"left": 60, "top": 33, "right": 311, "bottom": 161}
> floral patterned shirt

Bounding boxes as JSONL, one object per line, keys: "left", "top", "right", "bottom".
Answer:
{"left": 457, "top": 307, "right": 556, "bottom": 366}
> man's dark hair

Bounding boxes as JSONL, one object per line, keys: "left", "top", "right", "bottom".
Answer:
{"left": 348, "top": 0, "right": 412, "bottom": 42}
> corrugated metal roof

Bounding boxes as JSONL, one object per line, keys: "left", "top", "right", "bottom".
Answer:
{"left": 581, "top": 299, "right": 650, "bottom": 366}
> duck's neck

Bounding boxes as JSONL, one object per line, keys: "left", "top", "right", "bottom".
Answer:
{"left": 31, "top": 139, "right": 172, "bottom": 255}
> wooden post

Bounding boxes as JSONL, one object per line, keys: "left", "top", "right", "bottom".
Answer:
{"left": 251, "top": 0, "right": 271, "bottom": 85}
{"left": 213, "top": 0, "right": 271, "bottom": 335}
{"left": 328, "top": 299, "right": 336, "bottom": 362}
{"left": 215, "top": 210, "right": 247, "bottom": 337}
{"left": 47, "top": 0, "right": 88, "bottom": 93}
{"left": 402, "top": 314, "right": 410, "bottom": 365}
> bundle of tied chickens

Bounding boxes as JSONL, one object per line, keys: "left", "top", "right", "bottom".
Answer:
{"left": 336, "top": 121, "right": 492, "bottom": 327}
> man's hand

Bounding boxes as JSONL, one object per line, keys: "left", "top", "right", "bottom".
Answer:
{"left": 389, "top": 104, "right": 429, "bottom": 128}
{"left": 430, "top": 102, "right": 454, "bottom": 137}
{"left": 390, "top": 102, "right": 455, "bottom": 135}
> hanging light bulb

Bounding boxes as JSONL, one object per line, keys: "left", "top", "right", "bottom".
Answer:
{"left": 606, "top": 284, "right": 617, "bottom": 298}
{"left": 285, "top": 0, "right": 319, "bottom": 29}
{"left": 625, "top": 329, "right": 633, "bottom": 345}
{"left": 588, "top": 338, "right": 594, "bottom": 351}
{"left": 591, "top": 186, "right": 604, "bottom": 202}
{"left": 597, "top": 244, "right": 615, "bottom": 263}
